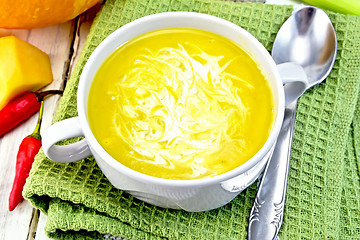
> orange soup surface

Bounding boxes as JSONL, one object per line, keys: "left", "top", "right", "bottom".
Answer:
{"left": 88, "top": 28, "right": 275, "bottom": 180}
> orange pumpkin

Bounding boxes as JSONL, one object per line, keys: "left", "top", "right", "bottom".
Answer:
{"left": 0, "top": 0, "right": 102, "bottom": 29}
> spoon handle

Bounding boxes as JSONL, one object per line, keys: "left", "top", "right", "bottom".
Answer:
{"left": 248, "top": 100, "right": 298, "bottom": 240}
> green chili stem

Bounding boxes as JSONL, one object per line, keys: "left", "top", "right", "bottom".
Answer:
{"left": 35, "top": 90, "right": 63, "bottom": 102}
{"left": 29, "top": 101, "right": 44, "bottom": 140}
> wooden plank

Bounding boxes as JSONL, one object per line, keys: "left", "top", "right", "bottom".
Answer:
{"left": 0, "top": 21, "right": 75, "bottom": 240}
{"left": 33, "top": 6, "right": 99, "bottom": 239}
{"left": 27, "top": 209, "right": 40, "bottom": 240}
{"left": 33, "top": 213, "right": 49, "bottom": 240}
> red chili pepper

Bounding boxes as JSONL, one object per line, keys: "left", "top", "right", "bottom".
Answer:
{"left": 0, "top": 90, "right": 63, "bottom": 137}
{"left": 8, "top": 101, "right": 44, "bottom": 211}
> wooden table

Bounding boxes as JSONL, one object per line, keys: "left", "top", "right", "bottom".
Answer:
{"left": 0, "top": 1, "right": 305, "bottom": 239}
{"left": 0, "top": 5, "right": 100, "bottom": 240}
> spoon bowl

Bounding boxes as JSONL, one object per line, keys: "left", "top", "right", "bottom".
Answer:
{"left": 272, "top": 7, "right": 337, "bottom": 86}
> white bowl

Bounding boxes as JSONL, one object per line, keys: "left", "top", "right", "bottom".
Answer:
{"left": 42, "top": 12, "right": 307, "bottom": 212}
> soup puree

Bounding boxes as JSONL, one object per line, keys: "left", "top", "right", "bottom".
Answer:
{"left": 88, "top": 28, "right": 274, "bottom": 180}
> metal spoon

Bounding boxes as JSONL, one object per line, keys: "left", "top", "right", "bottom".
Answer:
{"left": 248, "top": 6, "right": 337, "bottom": 240}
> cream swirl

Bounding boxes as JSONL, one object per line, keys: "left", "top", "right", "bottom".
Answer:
{"left": 108, "top": 44, "right": 253, "bottom": 178}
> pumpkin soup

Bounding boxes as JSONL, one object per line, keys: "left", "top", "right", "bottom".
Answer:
{"left": 88, "top": 28, "right": 274, "bottom": 180}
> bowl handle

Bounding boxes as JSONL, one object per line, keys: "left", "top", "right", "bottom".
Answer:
{"left": 42, "top": 117, "right": 92, "bottom": 163}
{"left": 277, "top": 62, "right": 308, "bottom": 106}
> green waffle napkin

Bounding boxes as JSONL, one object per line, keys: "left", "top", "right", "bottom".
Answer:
{"left": 23, "top": 0, "right": 360, "bottom": 239}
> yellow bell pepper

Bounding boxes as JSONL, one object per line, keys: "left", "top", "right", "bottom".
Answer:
{"left": 0, "top": 36, "right": 53, "bottom": 110}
